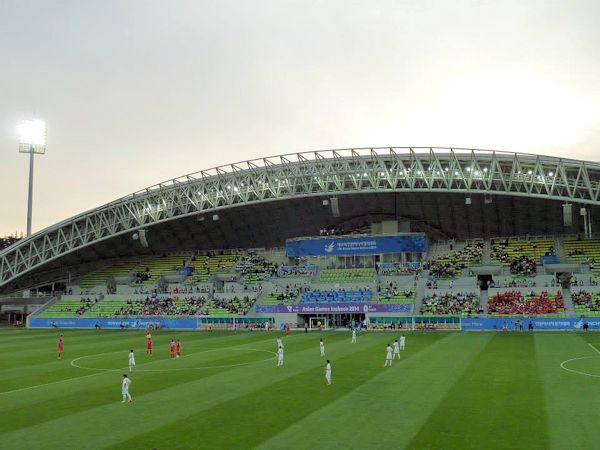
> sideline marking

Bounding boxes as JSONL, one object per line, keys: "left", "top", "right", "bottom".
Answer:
{"left": 0, "top": 371, "right": 108, "bottom": 396}
{"left": 588, "top": 343, "right": 600, "bottom": 354}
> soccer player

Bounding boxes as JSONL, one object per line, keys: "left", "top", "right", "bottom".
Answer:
{"left": 277, "top": 345, "right": 284, "bottom": 366}
{"left": 400, "top": 335, "right": 406, "bottom": 350}
{"left": 384, "top": 344, "right": 393, "bottom": 367}
{"left": 276, "top": 337, "right": 284, "bottom": 350}
{"left": 145, "top": 333, "right": 153, "bottom": 356}
{"left": 121, "top": 374, "right": 132, "bottom": 403}
{"left": 57, "top": 335, "right": 64, "bottom": 359}
{"left": 352, "top": 329, "right": 357, "bottom": 344}
{"left": 170, "top": 339, "right": 176, "bottom": 359}
{"left": 176, "top": 339, "right": 181, "bottom": 358}
{"left": 128, "top": 350, "right": 135, "bottom": 372}
{"left": 393, "top": 340, "right": 400, "bottom": 359}
{"left": 319, "top": 338, "right": 325, "bottom": 357}
{"left": 325, "top": 360, "right": 332, "bottom": 385}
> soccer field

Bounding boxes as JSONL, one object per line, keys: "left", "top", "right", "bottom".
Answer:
{"left": 2, "top": 329, "right": 600, "bottom": 449}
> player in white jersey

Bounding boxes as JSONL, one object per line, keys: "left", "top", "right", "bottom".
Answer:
{"left": 319, "top": 338, "right": 325, "bottom": 356}
{"left": 121, "top": 374, "right": 132, "bottom": 402}
{"left": 128, "top": 349, "right": 136, "bottom": 372}
{"left": 276, "top": 337, "right": 284, "bottom": 350}
{"left": 384, "top": 344, "right": 393, "bottom": 367}
{"left": 351, "top": 329, "right": 357, "bottom": 343}
{"left": 277, "top": 345, "right": 284, "bottom": 366}
{"left": 392, "top": 340, "right": 400, "bottom": 359}
{"left": 400, "top": 335, "right": 406, "bottom": 350}
{"left": 325, "top": 360, "right": 332, "bottom": 385}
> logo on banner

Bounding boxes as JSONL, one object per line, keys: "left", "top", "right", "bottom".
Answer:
{"left": 287, "top": 306, "right": 293, "bottom": 312}
{"left": 324, "top": 242, "right": 335, "bottom": 253}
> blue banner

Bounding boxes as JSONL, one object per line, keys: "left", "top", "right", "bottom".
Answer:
{"left": 286, "top": 235, "right": 428, "bottom": 257}
{"left": 28, "top": 317, "right": 198, "bottom": 329}
{"left": 462, "top": 317, "right": 600, "bottom": 331}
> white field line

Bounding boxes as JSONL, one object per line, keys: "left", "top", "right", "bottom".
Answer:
{"left": 0, "top": 346, "right": 276, "bottom": 396}
{"left": 588, "top": 343, "right": 600, "bottom": 354}
{"left": 559, "top": 343, "right": 600, "bottom": 379}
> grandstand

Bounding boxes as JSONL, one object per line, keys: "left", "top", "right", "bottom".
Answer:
{"left": 488, "top": 290, "right": 565, "bottom": 317}
{"left": 79, "top": 259, "right": 141, "bottom": 289}
{"left": 300, "top": 289, "right": 373, "bottom": 303}
{"left": 564, "top": 237, "right": 600, "bottom": 276}
{"left": 37, "top": 296, "right": 99, "bottom": 318}
{"left": 318, "top": 268, "right": 375, "bottom": 283}
{"left": 0, "top": 148, "right": 597, "bottom": 331}
{"left": 420, "top": 292, "right": 480, "bottom": 316}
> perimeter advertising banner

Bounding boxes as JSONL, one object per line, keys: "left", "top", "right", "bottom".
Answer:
{"left": 462, "top": 317, "right": 600, "bottom": 331}
{"left": 28, "top": 317, "right": 198, "bottom": 329}
{"left": 255, "top": 303, "right": 412, "bottom": 314}
{"left": 286, "top": 235, "right": 427, "bottom": 257}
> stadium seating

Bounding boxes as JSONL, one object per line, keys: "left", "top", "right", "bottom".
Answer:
{"left": 79, "top": 259, "right": 142, "bottom": 289}
{"left": 261, "top": 291, "right": 298, "bottom": 305}
{"left": 300, "top": 289, "right": 373, "bottom": 303}
{"left": 572, "top": 290, "right": 600, "bottom": 317}
{"left": 133, "top": 253, "right": 190, "bottom": 285}
{"left": 379, "top": 263, "right": 415, "bottom": 276}
{"left": 564, "top": 238, "right": 600, "bottom": 276}
{"left": 82, "top": 295, "right": 207, "bottom": 318}
{"left": 420, "top": 292, "right": 480, "bottom": 316}
{"left": 491, "top": 238, "right": 554, "bottom": 275}
{"left": 186, "top": 252, "right": 241, "bottom": 284}
{"left": 38, "top": 296, "right": 99, "bottom": 318}
{"left": 318, "top": 268, "right": 375, "bottom": 283}
{"left": 204, "top": 295, "right": 256, "bottom": 316}
{"left": 426, "top": 242, "right": 483, "bottom": 278}
{"left": 237, "top": 253, "right": 277, "bottom": 285}
{"left": 378, "top": 287, "right": 416, "bottom": 304}
{"left": 488, "top": 290, "right": 565, "bottom": 317}
{"left": 280, "top": 265, "right": 317, "bottom": 277}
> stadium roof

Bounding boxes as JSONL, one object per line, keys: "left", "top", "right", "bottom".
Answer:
{"left": 2, "top": 147, "right": 600, "bottom": 292}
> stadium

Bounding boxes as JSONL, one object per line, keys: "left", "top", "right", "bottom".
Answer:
{"left": 3, "top": 146, "right": 600, "bottom": 449}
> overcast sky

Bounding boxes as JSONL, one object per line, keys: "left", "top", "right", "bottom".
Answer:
{"left": 1, "top": 0, "right": 599, "bottom": 236}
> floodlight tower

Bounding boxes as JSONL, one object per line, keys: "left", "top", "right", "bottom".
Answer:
{"left": 18, "top": 119, "right": 47, "bottom": 237}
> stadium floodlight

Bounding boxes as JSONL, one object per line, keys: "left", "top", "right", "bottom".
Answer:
{"left": 19, "top": 119, "right": 47, "bottom": 154}
{"left": 18, "top": 119, "right": 47, "bottom": 237}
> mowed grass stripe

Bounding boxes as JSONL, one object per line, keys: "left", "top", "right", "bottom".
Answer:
{"left": 105, "top": 333, "right": 446, "bottom": 450}
{"left": 0, "top": 331, "right": 288, "bottom": 419}
{"left": 0, "top": 330, "right": 284, "bottom": 390}
{"left": 534, "top": 332, "right": 600, "bottom": 450}
{"left": 406, "top": 332, "right": 549, "bottom": 450}
{"left": 0, "top": 331, "right": 380, "bottom": 449}
{"left": 0, "top": 331, "right": 284, "bottom": 438}
{"left": 255, "top": 332, "right": 494, "bottom": 450}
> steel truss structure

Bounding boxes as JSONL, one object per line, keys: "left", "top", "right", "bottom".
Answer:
{"left": 2, "top": 147, "right": 600, "bottom": 288}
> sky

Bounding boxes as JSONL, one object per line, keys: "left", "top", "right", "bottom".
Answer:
{"left": 1, "top": 0, "right": 599, "bottom": 236}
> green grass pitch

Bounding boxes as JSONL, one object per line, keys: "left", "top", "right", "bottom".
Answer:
{"left": 2, "top": 328, "right": 600, "bottom": 449}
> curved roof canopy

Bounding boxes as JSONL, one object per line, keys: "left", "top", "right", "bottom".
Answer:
{"left": 2, "top": 147, "right": 600, "bottom": 290}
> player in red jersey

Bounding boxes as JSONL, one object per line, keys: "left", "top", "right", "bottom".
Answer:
{"left": 57, "top": 334, "right": 64, "bottom": 359}
{"left": 170, "top": 339, "right": 176, "bottom": 359}
{"left": 145, "top": 332, "right": 153, "bottom": 356}
{"left": 175, "top": 339, "right": 181, "bottom": 358}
